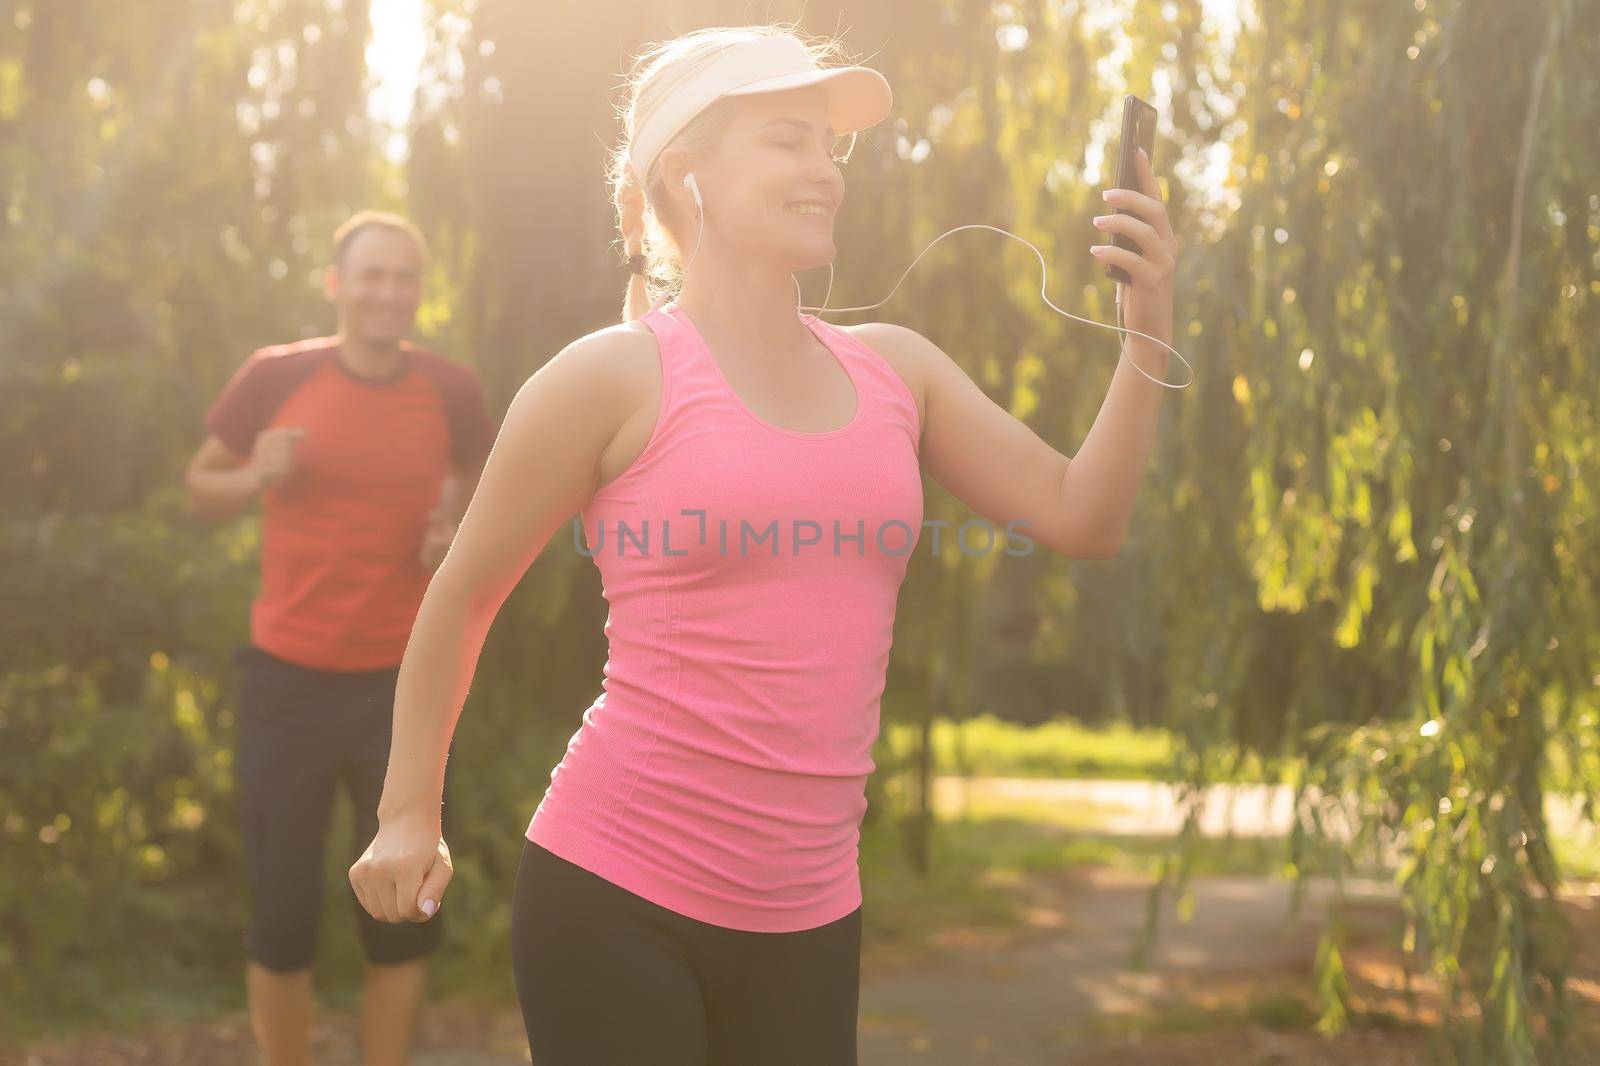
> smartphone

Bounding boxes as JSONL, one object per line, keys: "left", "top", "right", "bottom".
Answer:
{"left": 1105, "top": 94, "right": 1158, "bottom": 284}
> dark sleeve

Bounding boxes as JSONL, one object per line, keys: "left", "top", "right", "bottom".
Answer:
{"left": 203, "top": 347, "right": 324, "bottom": 457}
{"left": 421, "top": 358, "right": 497, "bottom": 469}
{"left": 204, "top": 353, "right": 274, "bottom": 457}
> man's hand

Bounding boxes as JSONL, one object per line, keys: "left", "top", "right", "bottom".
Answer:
{"left": 419, "top": 471, "right": 471, "bottom": 569}
{"left": 249, "top": 427, "right": 307, "bottom": 490}
{"left": 419, "top": 506, "right": 456, "bottom": 570}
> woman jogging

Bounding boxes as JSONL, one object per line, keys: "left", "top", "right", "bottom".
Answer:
{"left": 349, "top": 22, "right": 1177, "bottom": 1065}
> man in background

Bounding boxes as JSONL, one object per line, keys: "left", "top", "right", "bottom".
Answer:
{"left": 184, "top": 210, "right": 496, "bottom": 1066}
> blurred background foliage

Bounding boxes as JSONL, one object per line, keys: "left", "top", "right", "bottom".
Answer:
{"left": 2, "top": 0, "right": 1596, "bottom": 1061}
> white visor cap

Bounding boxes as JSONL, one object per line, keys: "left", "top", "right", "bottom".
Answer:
{"left": 628, "top": 33, "right": 893, "bottom": 187}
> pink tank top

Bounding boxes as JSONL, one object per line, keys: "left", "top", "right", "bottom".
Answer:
{"left": 525, "top": 299, "right": 924, "bottom": 932}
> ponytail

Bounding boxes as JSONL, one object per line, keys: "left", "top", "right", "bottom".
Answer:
{"left": 616, "top": 165, "right": 653, "bottom": 322}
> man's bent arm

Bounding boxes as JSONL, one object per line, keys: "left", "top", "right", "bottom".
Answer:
{"left": 185, "top": 435, "right": 263, "bottom": 522}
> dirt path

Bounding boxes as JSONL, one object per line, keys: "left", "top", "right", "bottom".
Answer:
{"left": 857, "top": 869, "right": 1415, "bottom": 1064}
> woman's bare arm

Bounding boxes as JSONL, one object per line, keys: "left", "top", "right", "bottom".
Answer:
{"left": 350, "top": 324, "right": 655, "bottom": 923}
{"left": 852, "top": 149, "right": 1177, "bottom": 560}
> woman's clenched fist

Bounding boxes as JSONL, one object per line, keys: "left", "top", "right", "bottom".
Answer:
{"left": 349, "top": 815, "right": 453, "bottom": 924}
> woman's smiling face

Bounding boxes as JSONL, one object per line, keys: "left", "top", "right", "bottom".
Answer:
{"left": 663, "top": 86, "right": 851, "bottom": 273}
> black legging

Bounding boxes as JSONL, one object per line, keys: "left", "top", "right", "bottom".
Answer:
{"left": 511, "top": 840, "right": 862, "bottom": 1065}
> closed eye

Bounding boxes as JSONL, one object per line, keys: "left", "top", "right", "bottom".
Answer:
{"left": 768, "top": 133, "right": 853, "bottom": 165}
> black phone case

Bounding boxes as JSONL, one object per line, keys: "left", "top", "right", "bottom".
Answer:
{"left": 1106, "top": 95, "right": 1158, "bottom": 284}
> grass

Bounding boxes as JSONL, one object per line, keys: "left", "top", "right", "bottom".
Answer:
{"left": 1, "top": 798, "right": 373, "bottom": 1047}
{"left": 879, "top": 713, "right": 1277, "bottom": 782}
{"left": 881, "top": 714, "right": 1181, "bottom": 781}
{"left": 1071, "top": 991, "right": 1322, "bottom": 1039}
{"left": 1, "top": 957, "right": 247, "bottom": 1047}
{"left": 1554, "top": 829, "right": 1600, "bottom": 882}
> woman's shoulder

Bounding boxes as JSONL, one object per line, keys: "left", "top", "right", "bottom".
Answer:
{"left": 542, "top": 318, "right": 662, "bottom": 397}
{"left": 543, "top": 320, "right": 664, "bottom": 456}
{"left": 838, "top": 321, "right": 932, "bottom": 370}
{"left": 560, "top": 318, "right": 659, "bottom": 365}
{"left": 837, "top": 321, "right": 929, "bottom": 424}
{"left": 502, "top": 319, "right": 661, "bottom": 434}
{"left": 492, "top": 320, "right": 663, "bottom": 494}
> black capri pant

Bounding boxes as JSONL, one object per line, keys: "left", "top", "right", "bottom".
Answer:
{"left": 234, "top": 644, "right": 447, "bottom": 972}
{"left": 511, "top": 840, "right": 861, "bottom": 1065}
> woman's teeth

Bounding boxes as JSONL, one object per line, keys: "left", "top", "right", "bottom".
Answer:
{"left": 787, "top": 203, "right": 829, "bottom": 216}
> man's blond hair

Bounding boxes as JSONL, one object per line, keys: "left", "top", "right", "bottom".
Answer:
{"left": 332, "top": 210, "right": 428, "bottom": 268}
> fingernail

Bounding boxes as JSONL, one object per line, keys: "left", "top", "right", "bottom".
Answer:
{"left": 1102, "top": 190, "right": 1115, "bottom": 201}
{"left": 421, "top": 899, "right": 437, "bottom": 917}
{"left": 1138, "top": 147, "right": 1148, "bottom": 160}
{"left": 1092, "top": 215, "right": 1109, "bottom": 226}
{"left": 1089, "top": 245, "right": 1104, "bottom": 255}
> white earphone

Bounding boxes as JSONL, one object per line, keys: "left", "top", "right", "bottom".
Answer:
{"left": 671, "top": 172, "right": 705, "bottom": 284}
{"left": 661, "top": 169, "right": 1190, "bottom": 389}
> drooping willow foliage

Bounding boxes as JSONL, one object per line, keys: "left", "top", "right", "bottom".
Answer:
{"left": 1156, "top": 3, "right": 1597, "bottom": 1060}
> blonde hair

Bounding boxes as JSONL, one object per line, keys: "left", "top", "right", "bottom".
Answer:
{"left": 331, "top": 209, "right": 428, "bottom": 268}
{"left": 608, "top": 23, "right": 852, "bottom": 322}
